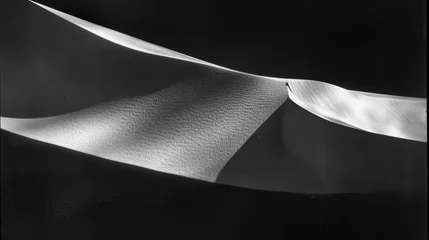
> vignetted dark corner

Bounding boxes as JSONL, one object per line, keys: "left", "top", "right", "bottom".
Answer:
{"left": 0, "top": 0, "right": 427, "bottom": 239}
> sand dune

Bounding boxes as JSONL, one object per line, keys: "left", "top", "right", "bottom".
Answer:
{"left": 0, "top": 1, "right": 426, "bottom": 193}
{"left": 1, "top": 74, "right": 287, "bottom": 182}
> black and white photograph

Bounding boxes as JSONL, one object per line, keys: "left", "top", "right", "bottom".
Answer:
{"left": 0, "top": 0, "right": 427, "bottom": 239}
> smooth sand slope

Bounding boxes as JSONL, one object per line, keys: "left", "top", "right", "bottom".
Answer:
{"left": 0, "top": 1, "right": 426, "bottom": 193}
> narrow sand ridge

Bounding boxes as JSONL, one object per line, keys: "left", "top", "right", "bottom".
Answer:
{"left": 28, "top": 0, "right": 286, "bottom": 82}
{"left": 28, "top": 0, "right": 223, "bottom": 71}
{"left": 0, "top": 1, "right": 427, "bottom": 192}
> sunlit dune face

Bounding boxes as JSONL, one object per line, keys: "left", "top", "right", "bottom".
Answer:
{"left": 1, "top": 75, "right": 288, "bottom": 182}
{"left": 287, "top": 80, "right": 426, "bottom": 142}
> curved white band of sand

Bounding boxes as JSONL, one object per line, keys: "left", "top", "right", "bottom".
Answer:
{"left": 0, "top": 1, "right": 426, "bottom": 185}
{"left": 287, "top": 80, "right": 426, "bottom": 142}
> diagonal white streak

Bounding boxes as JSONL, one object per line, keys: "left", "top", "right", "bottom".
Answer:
{"left": 28, "top": 0, "right": 287, "bottom": 83}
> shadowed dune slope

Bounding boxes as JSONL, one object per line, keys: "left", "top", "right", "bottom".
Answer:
{"left": 218, "top": 100, "right": 427, "bottom": 194}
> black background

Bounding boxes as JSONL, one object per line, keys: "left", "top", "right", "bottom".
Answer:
{"left": 1, "top": 0, "right": 427, "bottom": 239}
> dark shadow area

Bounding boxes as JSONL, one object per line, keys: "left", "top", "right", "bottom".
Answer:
{"left": 282, "top": 100, "right": 427, "bottom": 194}
{"left": 1, "top": 129, "right": 427, "bottom": 239}
{"left": 218, "top": 100, "right": 427, "bottom": 194}
{"left": 217, "top": 101, "right": 325, "bottom": 193}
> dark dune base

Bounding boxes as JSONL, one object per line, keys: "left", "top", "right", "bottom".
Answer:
{"left": 1, "top": 129, "right": 427, "bottom": 240}
{"left": 218, "top": 100, "right": 427, "bottom": 194}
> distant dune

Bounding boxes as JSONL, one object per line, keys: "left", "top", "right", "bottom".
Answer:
{"left": 0, "top": 1, "right": 426, "bottom": 194}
